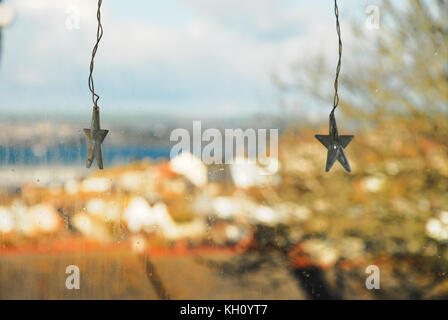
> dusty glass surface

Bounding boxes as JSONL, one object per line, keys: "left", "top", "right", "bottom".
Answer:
{"left": 0, "top": 0, "right": 447, "bottom": 300}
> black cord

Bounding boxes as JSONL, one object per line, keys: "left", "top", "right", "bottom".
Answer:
{"left": 88, "top": 0, "right": 103, "bottom": 109}
{"left": 332, "top": 0, "right": 342, "bottom": 113}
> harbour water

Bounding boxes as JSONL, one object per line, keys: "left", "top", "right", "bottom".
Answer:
{"left": 0, "top": 144, "right": 171, "bottom": 166}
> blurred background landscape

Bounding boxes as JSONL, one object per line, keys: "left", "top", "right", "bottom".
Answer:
{"left": 0, "top": 0, "right": 447, "bottom": 299}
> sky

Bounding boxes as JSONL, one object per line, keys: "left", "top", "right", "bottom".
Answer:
{"left": 0, "top": 0, "right": 379, "bottom": 118}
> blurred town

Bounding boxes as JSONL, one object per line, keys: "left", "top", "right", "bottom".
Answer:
{"left": 0, "top": 0, "right": 447, "bottom": 300}
{"left": 1, "top": 114, "right": 447, "bottom": 299}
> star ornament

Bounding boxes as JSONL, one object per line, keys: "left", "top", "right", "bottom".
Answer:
{"left": 315, "top": 111, "right": 354, "bottom": 172}
{"left": 83, "top": 107, "right": 108, "bottom": 169}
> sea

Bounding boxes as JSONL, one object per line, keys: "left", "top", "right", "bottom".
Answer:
{"left": 0, "top": 144, "right": 172, "bottom": 189}
{"left": 0, "top": 144, "right": 171, "bottom": 166}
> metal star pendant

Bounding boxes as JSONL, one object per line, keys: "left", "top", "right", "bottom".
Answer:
{"left": 83, "top": 107, "right": 108, "bottom": 169}
{"left": 315, "top": 110, "right": 354, "bottom": 172}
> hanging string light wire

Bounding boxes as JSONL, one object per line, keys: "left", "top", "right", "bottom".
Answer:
{"left": 332, "top": 0, "right": 342, "bottom": 112}
{"left": 88, "top": 0, "right": 103, "bottom": 109}
{"left": 314, "top": 0, "right": 354, "bottom": 173}
{"left": 83, "top": 0, "right": 108, "bottom": 170}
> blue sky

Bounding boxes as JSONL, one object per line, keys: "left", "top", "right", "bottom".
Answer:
{"left": 0, "top": 0, "right": 378, "bottom": 118}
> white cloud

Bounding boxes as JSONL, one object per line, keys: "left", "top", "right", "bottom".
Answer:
{"left": 1, "top": 0, "right": 360, "bottom": 115}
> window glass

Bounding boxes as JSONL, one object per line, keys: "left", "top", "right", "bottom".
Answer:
{"left": 0, "top": 0, "right": 447, "bottom": 300}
